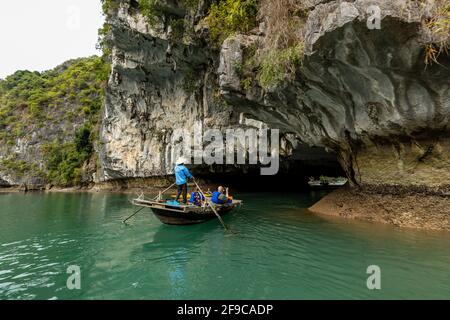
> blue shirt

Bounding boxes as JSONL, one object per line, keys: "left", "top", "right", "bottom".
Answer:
{"left": 175, "top": 164, "right": 192, "bottom": 185}
{"left": 211, "top": 191, "right": 231, "bottom": 204}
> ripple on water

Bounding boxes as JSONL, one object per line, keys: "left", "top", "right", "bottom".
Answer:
{"left": 1, "top": 192, "right": 450, "bottom": 299}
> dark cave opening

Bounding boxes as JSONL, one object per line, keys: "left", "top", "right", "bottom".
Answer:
{"left": 193, "top": 146, "right": 346, "bottom": 192}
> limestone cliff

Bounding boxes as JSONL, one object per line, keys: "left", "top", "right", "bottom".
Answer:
{"left": 0, "top": 57, "right": 108, "bottom": 188}
{"left": 99, "top": 0, "right": 342, "bottom": 180}
{"left": 101, "top": 0, "right": 449, "bottom": 189}
{"left": 217, "top": 0, "right": 450, "bottom": 190}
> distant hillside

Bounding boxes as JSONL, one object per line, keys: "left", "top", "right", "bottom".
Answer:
{"left": 0, "top": 56, "right": 109, "bottom": 188}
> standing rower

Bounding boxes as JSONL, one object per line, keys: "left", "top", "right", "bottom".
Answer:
{"left": 174, "top": 157, "right": 193, "bottom": 204}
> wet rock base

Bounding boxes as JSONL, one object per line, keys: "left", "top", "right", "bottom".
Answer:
{"left": 309, "top": 185, "right": 450, "bottom": 231}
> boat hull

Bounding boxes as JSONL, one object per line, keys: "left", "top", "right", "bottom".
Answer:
{"left": 131, "top": 198, "right": 242, "bottom": 226}
{"left": 150, "top": 206, "right": 234, "bottom": 225}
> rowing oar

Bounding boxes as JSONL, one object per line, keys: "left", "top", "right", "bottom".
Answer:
{"left": 193, "top": 179, "right": 229, "bottom": 231}
{"left": 123, "top": 207, "right": 145, "bottom": 224}
{"left": 122, "top": 182, "right": 176, "bottom": 224}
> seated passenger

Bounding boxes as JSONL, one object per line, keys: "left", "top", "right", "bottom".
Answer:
{"left": 189, "top": 190, "right": 205, "bottom": 206}
{"left": 211, "top": 186, "right": 232, "bottom": 205}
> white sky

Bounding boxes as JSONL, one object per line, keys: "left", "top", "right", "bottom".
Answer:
{"left": 0, "top": 0, "right": 104, "bottom": 79}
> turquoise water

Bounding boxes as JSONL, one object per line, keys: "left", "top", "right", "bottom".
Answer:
{"left": 0, "top": 191, "right": 449, "bottom": 300}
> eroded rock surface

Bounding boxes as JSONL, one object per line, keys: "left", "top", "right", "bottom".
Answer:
{"left": 101, "top": 0, "right": 449, "bottom": 186}
{"left": 215, "top": 0, "right": 450, "bottom": 188}
{"left": 100, "top": 0, "right": 341, "bottom": 180}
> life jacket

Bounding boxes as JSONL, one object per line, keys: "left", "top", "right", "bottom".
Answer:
{"left": 189, "top": 192, "right": 205, "bottom": 204}
{"left": 211, "top": 191, "right": 231, "bottom": 204}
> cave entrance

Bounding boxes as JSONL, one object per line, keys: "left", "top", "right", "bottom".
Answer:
{"left": 194, "top": 145, "right": 345, "bottom": 192}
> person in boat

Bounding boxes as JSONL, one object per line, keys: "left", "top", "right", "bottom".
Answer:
{"left": 211, "top": 186, "right": 232, "bottom": 205}
{"left": 175, "top": 157, "right": 193, "bottom": 204}
{"left": 189, "top": 189, "right": 205, "bottom": 206}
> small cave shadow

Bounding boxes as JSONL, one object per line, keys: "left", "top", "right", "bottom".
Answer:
{"left": 194, "top": 162, "right": 346, "bottom": 193}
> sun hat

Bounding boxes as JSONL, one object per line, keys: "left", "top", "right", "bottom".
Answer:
{"left": 176, "top": 157, "right": 186, "bottom": 165}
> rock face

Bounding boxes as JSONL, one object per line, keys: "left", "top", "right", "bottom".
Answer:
{"left": 100, "top": 0, "right": 449, "bottom": 228}
{"left": 99, "top": 0, "right": 342, "bottom": 180}
{"left": 216, "top": 0, "right": 450, "bottom": 189}
{"left": 100, "top": 2, "right": 228, "bottom": 179}
{"left": 0, "top": 177, "right": 10, "bottom": 187}
{"left": 298, "top": 0, "right": 450, "bottom": 188}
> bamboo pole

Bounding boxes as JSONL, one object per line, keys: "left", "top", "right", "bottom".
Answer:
{"left": 123, "top": 182, "right": 176, "bottom": 223}
{"left": 153, "top": 182, "right": 177, "bottom": 201}
{"left": 123, "top": 207, "right": 145, "bottom": 224}
{"left": 193, "top": 179, "right": 229, "bottom": 231}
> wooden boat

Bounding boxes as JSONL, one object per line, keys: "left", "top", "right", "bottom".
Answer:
{"left": 131, "top": 198, "right": 243, "bottom": 225}
{"left": 308, "top": 177, "right": 348, "bottom": 188}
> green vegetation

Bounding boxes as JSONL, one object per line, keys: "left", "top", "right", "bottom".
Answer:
{"left": 101, "top": 0, "right": 120, "bottom": 14}
{"left": 41, "top": 126, "right": 94, "bottom": 186}
{"left": 215, "top": 0, "right": 308, "bottom": 90}
{"left": 206, "top": 0, "right": 258, "bottom": 47}
{"left": 117, "top": 0, "right": 302, "bottom": 90}
{"left": 0, "top": 157, "right": 42, "bottom": 180}
{"left": 0, "top": 57, "right": 108, "bottom": 126}
{"left": 0, "top": 56, "right": 109, "bottom": 186}
{"left": 182, "top": 0, "right": 200, "bottom": 9}
{"left": 98, "top": 0, "right": 201, "bottom": 48}
{"left": 97, "top": 22, "right": 112, "bottom": 58}
{"left": 169, "top": 18, "right": 186, "bottom": 42}
{"left": 137, "top": 0, "right": 200, "bottom": 26}
{"left": 232, "top": 44, "right": 258, "bottom": 90}
{"left": 258, "top": 44, "right": 304, "bottom": 89}
{"left": 254, "top": 0, "right": 309, "bottom": 89}
{"left": 138, "top": 0, "right": 160, "bottom": 26}
{"left": 98, "top": 0, "right": 121, "bottom": 57}
{"left": 423, "top": 0, "right": 450, "bottom": 65}
{"left": 183, "top": 67, "right": 201, "bottom": 94}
